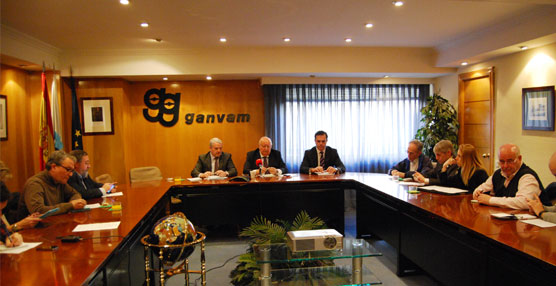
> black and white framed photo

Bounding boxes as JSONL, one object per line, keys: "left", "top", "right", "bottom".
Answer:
{"left": 0, "top": 95, "right": 7, "bottom": 140}
{"left": 81, "top": 97, "right": 114, "bottom": 135}
{"left": 522, "top": 86, "right": 555, "bottom": 131}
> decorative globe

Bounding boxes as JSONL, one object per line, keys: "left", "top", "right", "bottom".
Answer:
{"left": 147, "top": 212, "right": 197, "bottom": 265}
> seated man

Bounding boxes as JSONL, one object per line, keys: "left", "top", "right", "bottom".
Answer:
{"left": 389, "top": 139, "right": 433, "bottom": 178}
{"left": 68, "top": 150, "right": 115, "bottom": 199}
{"left": 191, "top": 137, "right": 238, "bottom": 178}
{"left": 528, "top": 151, "right": 556, "bottom": 222}
{"left": 300, "top": 130, "right": 345, "bottom": 174}
{"left": 243, "top": 136, "right": 288, "bottom": 176}
{"left": 413, "top": 140, "right": 455, "bottom": 185}
{"left": 17, "top": 151, "right": 86, "bottom": 220}
{"left": 473, "top": 144, "right": 543, "bottom": 210}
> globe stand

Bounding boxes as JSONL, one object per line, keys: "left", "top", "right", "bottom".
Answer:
{"left": 141, "top": 231, "right": 207, "bottom": 286}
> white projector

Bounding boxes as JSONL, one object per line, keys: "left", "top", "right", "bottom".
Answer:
{"left": 286, "top": 229, "right": 343, "bottom": 252}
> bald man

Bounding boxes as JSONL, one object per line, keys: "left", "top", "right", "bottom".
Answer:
{"left": 528, "top": 152, "right": 556, "bottom": 223}
{"left": 473, "top": 144, "right": 543, "bottom": 210}
{"left": 243, "top": 137, "right": 288, "bottom": 176}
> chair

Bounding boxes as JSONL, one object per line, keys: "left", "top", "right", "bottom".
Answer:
{"left": 95, "top": 173, "right": 114, "bottom": 184}
{"left": 130, "top": 166, "right": 163, "bottom": 183}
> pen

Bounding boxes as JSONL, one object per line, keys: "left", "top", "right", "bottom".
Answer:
{"left": 1, "top": 221, "right": 13, "bottom": 244}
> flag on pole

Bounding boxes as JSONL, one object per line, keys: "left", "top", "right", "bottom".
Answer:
{"left": 70, "top": 74, "right": 83, "bottom": 150}
{"left": 39, "top": 71, "right": 55, "bottom": 170}
{"left": 50, "top": 73, "right": 63, "bottom": 150}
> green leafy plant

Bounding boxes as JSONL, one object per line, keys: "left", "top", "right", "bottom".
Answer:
{"left": 230, "top": 211, "right": 329, "bottom": 286}
{"left": 415, "top": 93, "right": 459, "bottom": 159}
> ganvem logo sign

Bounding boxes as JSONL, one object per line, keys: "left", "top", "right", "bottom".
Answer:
{"left": 143, "top": 88, "right": 250, "bottom": 127}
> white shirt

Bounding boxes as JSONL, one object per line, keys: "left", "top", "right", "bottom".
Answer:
{"left": 409, "top": 158, "right": 419, "bottom": 172}
{"left": 316, "top": 148, "right": 326, "bottom": 167}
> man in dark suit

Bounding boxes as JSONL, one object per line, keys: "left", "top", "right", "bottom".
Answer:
{"left": 243, "top": 136, "right": 288, "bottom": 176}
{"left": 300, "top": 131, "right": 345, "bottom": 174}
{"left": 191, "top": 137, "right": 237, "bottom": 178}
{"left": 389, "top": 139, "right": 434, "bottom": 178}
{"left": 67, "top": 150, "right": 115, "bottom": 200}
{"left": 413, "top": 139, "right": 455, "bottom": 185}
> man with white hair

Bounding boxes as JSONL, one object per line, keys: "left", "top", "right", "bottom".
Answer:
{"left": 191, "top": 137, "right": 237, "bottom": 178}
{"left": 473, "top": 144, "right": 543, "bottom": 209}
{"left": 243, "top": 136, "right": 288, "bottom": 176}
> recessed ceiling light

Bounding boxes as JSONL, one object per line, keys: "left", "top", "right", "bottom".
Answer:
{"left": 140, "top": 22, "right": 149, "bottom": 28}
{"left": 392, "top": 1, "right": 404, "bottom": 7}
{"left": 283, "top": 37, "right": 291, "bottom": 42}
{"left": 345, "top": 38, "right": 352, "bottom": 43}
{"left": 519, "top": 46, "right": 528, "bottom": 50}
{"left": 120, "top": 0, "right": 130, "bottom": 5}
{"left": 162, "top": 77, "right": 168, "bottom": 81}
{"left": 383, "top": 75, "right": 390, "bottom": 78}
{"left": 154, "top": 38, "right": 162, "bottom": 42}
{"left": 206, "top": 76, "right": 212, "bottom": 80}
{"left": 219, "top": 37, "right": 227, "bottom": 43}
{"left": 461, "top": 62, "right": 468, "bottom": 66}
{"left": 365, "top": 23, "right": 374, "bottom": 29}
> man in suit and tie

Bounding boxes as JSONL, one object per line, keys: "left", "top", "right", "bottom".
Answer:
{"left": 390, "top": 139, "right": 434, "bottom": 178}
{"left": 243, "top": 136, "right": 288, "bottom": 176}
{"left": 191, "top": 137, "right": 237, "bottom": 178}
{"left": 67, "top": 150, "right": 115, "bottom": 199}
{"left": 300, "top": 131, "right": 345, "bottom": 174}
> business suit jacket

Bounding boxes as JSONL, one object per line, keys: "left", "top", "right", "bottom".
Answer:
{"left": 300, "top": 146, "right": 346, "bottom": 174}
{"left": 243, "top": 148, "right": 288, "bottom": 175}
{"left": 67, "top": 172, "right": 104, "bottom": 200}
{"left": 390, "top": 154, "right": 434, "bottom": 178}
{"left": 191, "top": 152, "right": 238, "bottom": 177}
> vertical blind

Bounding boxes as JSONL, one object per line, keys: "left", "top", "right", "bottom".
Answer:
{"left": 264, "top": 84, "right": 430, "bottom": 173}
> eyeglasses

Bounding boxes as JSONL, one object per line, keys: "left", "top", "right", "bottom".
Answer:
{"left": 57, "top": 164, "right": 75, "bottom": 173}
{"left": 498, "top": 158, "right": 517, "bottom": 165}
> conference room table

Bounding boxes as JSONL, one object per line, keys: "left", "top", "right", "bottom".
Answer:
{"left": 1, "top": 173, "right": 555, "bottom": 285}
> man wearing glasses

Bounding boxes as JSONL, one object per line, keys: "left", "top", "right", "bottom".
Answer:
{"left": 17, "top": 151, "right": 86, "bottom": 220}
{"left": 473, "top": 144, "right": 543, "bottom": 209}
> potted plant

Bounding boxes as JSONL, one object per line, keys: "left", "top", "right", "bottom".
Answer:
{"left": 415, "top": 93, "right": 459, "bottom": 159}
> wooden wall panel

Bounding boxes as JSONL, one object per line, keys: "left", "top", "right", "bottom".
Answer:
{"left": 0, "top": 66, "right": 58, "bottom": 192}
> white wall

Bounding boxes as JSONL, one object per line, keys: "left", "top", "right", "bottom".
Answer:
{"left": 437, "top": 42, "right": 556, "bottom": 185}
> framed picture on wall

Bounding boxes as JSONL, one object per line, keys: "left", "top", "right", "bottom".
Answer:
{"left": 522, "top": 86, "right": 555, "bottom": 131}
{"left": 0, "top": 95, "right": 7, "bottom": 140}
{"left": 81, "top": 97, "right": 114, "bottom": 135}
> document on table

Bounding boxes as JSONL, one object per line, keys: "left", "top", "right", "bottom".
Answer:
{"left": 0, "top": 242, "right": 42, "bottom": 254}
{"left": 491, "top": 213, "right": 536, "bottom": 220}
{"left": 207, "top": 175, "right": 227, "bottom": 180}
{"left": 85, "top": 203, "right": 101, "bottom": 209}
{"left": 72, "top": 221, "right": 121, "bottom": 232}
{"left": 418, "top": 185, "right": 468, "bottom": 195}
{"left": 102, "top": 192, "right": 123, "bottom": 197}
{"left": 187, "top": 177, "right": 202, "bottom": 182}
{"left": 316, "top": 172, "right": 334, "bottom": 176}
{"left": 398, "top": 181, "right": 425, "bottom": 186}
{"left": 520, "top": 219, "right": 556, "bottom": 228}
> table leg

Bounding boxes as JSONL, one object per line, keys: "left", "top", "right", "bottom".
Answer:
{"left": 352, "top": 257, "right": 362, "bottom": 284}
{"left": 259, "top": 246, "right": 271, "bottom": 286}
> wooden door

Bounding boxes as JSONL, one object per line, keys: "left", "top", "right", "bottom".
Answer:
{"left": 458, "top": 68, "right": 495, "bottom": 174}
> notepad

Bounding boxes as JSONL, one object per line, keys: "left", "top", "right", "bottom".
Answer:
{"left": 207, "top": 175, "right": 227, "bottom": 180}
{"left": 315, "top": 172, "right": 334, "bottom": 176}
{"left": 187, "top": 177, "right": 202, "bottom": 182}
{"left": 520, "top": 219, "right": 556, "bottom": 228}
{"left": 102, "top": 192, "right": 123, "bottom": 197}
{"left": 0, "top": 242, "right": 42, "bottom": 254}
{"left": 72, "top": 222, "right": 121, "bottom": 232}
{"left": 418, "top": 185, "right": 468, "bottom": 195}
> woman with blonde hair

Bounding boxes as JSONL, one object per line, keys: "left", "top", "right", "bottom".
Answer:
{"left": 440, "top": 144, "right": 489, "bottom": 192}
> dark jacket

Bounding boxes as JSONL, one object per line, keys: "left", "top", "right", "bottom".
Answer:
{"left": 390, "top": 154, "right": 434, "bottom": 178}
{"left": 439, "top": 166, "right": 489, "bottom": 192}
{"left": 190, "top": 152, "right": 237, "bottom": 177}
{"left": 492, "top": 163, "right": 544, "bottom": 197}
{"left": 243, "top": 148, "right": 288, "bottom": 175}
{"left": 67, "top": 172, "right": 104, "bottom": 199}
{"left": 299, "top": 146, "right": 346, "bottom": 174}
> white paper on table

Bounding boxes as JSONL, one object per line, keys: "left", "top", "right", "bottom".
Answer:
{"left": 398, "top": 181, "right": 425, "bottom": 186}
{"left": 520, "top": 219, "right": 556, "bottom": 228}
{"left": 72, "top": 221, "right": 121, "bottom": 232}
{"left": 316, "top": 172, "right": 334, "bottom": 176}
{"left": 262, "top": 174, "right": 276, "bottom": 178}
{"left": 85, "top": 203, "right": 101, "bottom": 209}
{"left": 418, "top": 185, "right": 468, "bottom": 194}
{"left": 0, "top": 242, "right": 42, "bottom": 254}
{"left": 102, "top": 192, "right": 123, "bottom": 197}
{"left": 207, "top": 175, "right": 227, "bottom": 180}
{"left": 514, "top": 214, "right": 537, "bottom": 220}
{"left": 187, "top": 177, "right": 202, "bottom": 182}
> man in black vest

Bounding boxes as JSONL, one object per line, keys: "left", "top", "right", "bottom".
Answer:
{"left": 68, "top": 150, "right": 115, "bottom": 199}
{"left": 473, "top": 144, "right": 543, "bottom": 209}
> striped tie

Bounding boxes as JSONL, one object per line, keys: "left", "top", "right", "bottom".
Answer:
{"left": 214, "top": 157, "right": 219, "bottom": 172}
{"left": 320, "top": 152, "right": 324, "bottom": 167}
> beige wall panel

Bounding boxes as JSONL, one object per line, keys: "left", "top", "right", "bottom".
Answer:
{"left": 462, "top": 124, "right": 490, "bottom": 148}
{"left": 464, "top": 77, "right": 490, "bottom": 102}
{"left": 464, "top": 101, "right": 491, "bottom": 124}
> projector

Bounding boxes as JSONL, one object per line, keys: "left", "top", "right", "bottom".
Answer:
{"left": 286, "top": 229, "right": 343, "bottom": 252}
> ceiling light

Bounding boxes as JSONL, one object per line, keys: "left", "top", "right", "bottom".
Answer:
{"left": 392, "top": 1, "right": 404, "bottom": 7}
{"left": 461, "top": 62, "right": 468, "bottom": 66}
{"left": 383, "top": 75, "right": 389, "bottom": 78}
{"left": 365, "top": 23, "right": 374, "bottom": 29}
{"left": 140, "top": 22, "right": 149, "bottom": 28}
{"left": 219, "top": 37, "right": 227, "bottom": 43}
{"left": 154, "top": 38, "right": 162, "bottom": 42}
{"left": 120, "top": 0, "right": 130, "bottom": 5}
{"left": 283, "top": 37, "right": 291, "bottom": 42}
{"left": 520, "top": 46, "right": 528, "bottom": 50}
{"left": 345, "top": 38, "right": 352, "bottom": 43}
{"left": 162, "top": 77, "right": 168, "bottom": 81}
{"left": 206, "top": 76, "right": 212, "bottom": 80}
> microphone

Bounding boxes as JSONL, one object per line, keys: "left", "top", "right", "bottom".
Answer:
{"left": 256, "top": 159, "right": 263, "bottom": 176}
